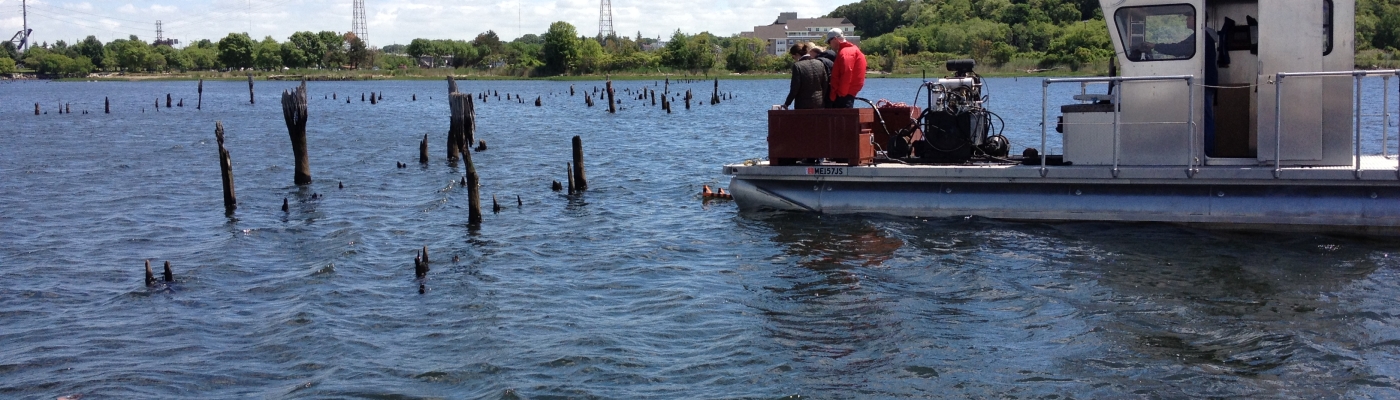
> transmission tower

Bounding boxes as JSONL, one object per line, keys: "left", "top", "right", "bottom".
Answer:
{"left": 8, "top": 0, "right": 32, "bottom": 52}
{"left": 155, "top": 20, "right": 163, "bottom": 43}
{"left": 598, "top": 0, "right": 614, "bottom": 39}
{"left": 351, "top": 0, "right": 368, "bottom": 44}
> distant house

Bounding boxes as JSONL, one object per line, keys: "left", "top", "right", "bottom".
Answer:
{"left": 740, "top": 12, "right": 860, "bottom": 56}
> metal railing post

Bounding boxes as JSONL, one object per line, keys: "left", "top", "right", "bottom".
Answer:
{"left": 1274, "top": 73, "right": 1284, "bottom": 179}
{"left": 1112, "top": 78, "right": 1121, "bottom": 178}
{"left": 1041, "top": 80, "right": 1048, "bottom": 177}
{"left": 1186, "top": 76, "right": 1196, "bottom": 177}
{"left": 1355, "top": 73, "right": 1364, "bottom": 179}
{"left": 1385, "top": 75, "right": 1392, "bottom": 159}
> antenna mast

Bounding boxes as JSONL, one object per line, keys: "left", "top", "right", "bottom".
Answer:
{"left": 598, "top": 0, "right": 614, "bottom": 39}
{"left": 352, "top": 0, "right": 368, "bottom": 44}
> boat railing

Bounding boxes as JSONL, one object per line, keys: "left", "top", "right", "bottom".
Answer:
{"left": 1274, "top": 70, "right": 1400, "bottom": 179}
{"left": 1040, "top": 75, "right": 1195, "bottom": 178}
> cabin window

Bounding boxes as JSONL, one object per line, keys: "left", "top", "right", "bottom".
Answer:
{"left": 1324, "top": 0, "right": 1334, "bottom": 56}
{"left": 1115, "top": 4, "right": 1197, "bottom": 62}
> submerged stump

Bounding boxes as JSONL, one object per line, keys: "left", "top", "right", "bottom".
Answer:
{"left": 281, "top": 81, "right": 311, "bottom": 185}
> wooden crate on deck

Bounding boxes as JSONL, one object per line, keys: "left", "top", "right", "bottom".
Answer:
{"left": 768, "top": 108, "right": 875, "bottom": 166}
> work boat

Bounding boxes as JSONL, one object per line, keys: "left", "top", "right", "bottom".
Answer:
{"left": 723, "top": 0, "right": 1400, "bottom": 234}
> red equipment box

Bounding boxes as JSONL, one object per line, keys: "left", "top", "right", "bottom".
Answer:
{"left": 768, "top": 108, "right": 875, "bottom": 166}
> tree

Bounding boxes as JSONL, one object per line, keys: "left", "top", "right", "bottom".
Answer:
{"left": 1, "top": 42, "right": 17, "bottom": 62}
{"left": 0, "top": 56, "right": 15, "bottom": 74}
{"left": 287, "top": 31, "right": 324, "bottom": 68}
{"left": 347, "top": 36, "right": 369, "bottom": 68}
{"left": 406, "top": 38, "right": 435, "bottom": 66}
{"left": 575, "top": 38, "right": 606, "bottom": 73}
{"left": 218, "top": 32, "right": 255, "bottom": 69}
{"left": 254, "top": 36, "right": 283, "bottom": 70}
{"left": 724, "top": 36, "right": 767, "bottom": 73}
{"left": 74, "top": 36, "right": 106, "bottom": 69}
{"left": 183, "top": 46, "right": 220, "bottom": 70}
{"left": 155, "top": 45, "right": 188, "bottom": 71}
{"left": 541, "top": 21, "right": 580, "bottom": 74}
{"left": 825, "top": 0, "right": 915, "bottom": 38}
{"left": 318, "top": 31, "right": 347, "bottom": 67}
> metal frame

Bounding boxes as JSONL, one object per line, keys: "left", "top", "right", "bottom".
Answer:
{"left": 1041, "top": 75, "right": 1195, "bottom": 178}
{"left": 1272, "top": 69, "right": 1400, "bottom": 179}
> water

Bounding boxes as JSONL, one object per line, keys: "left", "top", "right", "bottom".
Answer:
{"left": 3, "top": 76, "right": 1400, "bottom": 398}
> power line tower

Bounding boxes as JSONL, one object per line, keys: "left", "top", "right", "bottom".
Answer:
{"left": 8, "top": 0, "right": 32, "bottom": 52}
{"left": 155, "top": 20, "right": 164, "bottom": 43}
{"left": 351, "top": 0, "right": 368, "bottom": 45}
{"left": 598, "top": 0, "right": 614, "bottom": 39}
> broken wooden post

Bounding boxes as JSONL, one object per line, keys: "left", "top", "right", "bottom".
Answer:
{"left": 166, "top": 93, "right": 172, "bottom": 108}
{"left": 419, "top": 134, "right": 429, "bottom": 164}
{"left": 446, "top": 83, "right": 462, "bottom": 163}
{"left": 552, "top": 181, "right": 563, "bottom": 191}
{"left": 606, "top": 79, "right": 616, "bottom": 114}
{"left": 33, "top": 103, "right": 38, "bottom": 115}
{"left": 566, "top": 162, "right": 576, "bottom": 194}
{"left": 447, "top": 76, "right": 458, "bottom": 94}
{"left": 162, "top": 261, "right": 173, "bottom": 282}
{"left": 572, "top": 135, "right": 588, "bottom": 190}
{"left": 65, "top": 104, "right": 71, "bottom": 114}
{"left": 492, "top": 194, "right": 501, "bottom": 213}
{"left": 281, "top": 81, "right": 311, "bottom": 185}
{"left": 570, "top": 84, "right": 575, "bottom": 96}
{"left": 711, "top": 78, "right": 720, "bottom": 104}
{"left": 412, "top": 93, "right": 417, "bottom": 101}
{"left": 105, "top": 97, "right": 110, "bottom": 114}
{"left": 215, "top": 121, "right": 237, "bottom": 212}
{"left": 450, "top": 92, "right": 483, "bottom": 225}
{"left": 248, "top": 75, "right": 255, "bottom": 104}
{"left": 378, "top": 92, "right": 383, "bottom": 101}
{"left": 361, "top": 93, "right": 366, "bottom": 102}
{"left": 370, "top": 92, "right": 377, "bottom": 105}
{"left": 145, "top": 260, "right": 155, "bottom": 286}
{"left": 197, "top": 79, "right": 203, "bottom": 110}
{"left": 178, "top": 98, "right": 184, "bottom": 107}
{"left": 534, "top": 96, "right": 541, "bottom": 106}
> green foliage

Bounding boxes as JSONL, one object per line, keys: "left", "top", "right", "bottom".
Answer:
{"left": 661, "top": 30, "right": 718, "bottom": 72}
{"left": 541, "top": 21, "right": 580, "bottom": 74}
{"left": 75, "top": 36, "right": 106, "bottom": 69}
{"left": 155, "top": 45, "right": 188, "bottom": 71}
{"left": 724, "top": 36, "right": 768, "bottom": 73}
{"left": 218, "top": 33, "right": 255, "bottom": 69}
{"left": 254, "top": 36, "right": 283, "bottom": 71}
{"left": 183, "top": 46, "right": 220, "bottom": 70}
{"left": 348, "top": 36, "right": 369, "bottom": 68}
{"left": 286, "top": 31, "right": 324, "bottom": 68}
{"left": 825, "top": 0, "right": 914, "bottom": 38}
{"left": 318, "top": 31, "right": 347, "bottom": 67}
{"left": 0, "top": 56, "right": 15, "bottom": 74}
{"left": 23, "top": 48, "right": 94, "bottom": 76}
{"left": 575, "top": 38, "right": 607, "bottom": 74}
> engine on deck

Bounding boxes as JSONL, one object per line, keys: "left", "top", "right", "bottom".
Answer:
{"left": 886, "top": 59, "right": 1009, "bottom": 164}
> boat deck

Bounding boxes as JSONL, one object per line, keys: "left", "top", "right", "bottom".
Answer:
{"left": 725, "top": 156, "right": 1400, "bottom": 184}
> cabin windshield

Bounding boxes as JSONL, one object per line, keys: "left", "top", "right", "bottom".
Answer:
{"left": 1116, "top": 4, "right": 1196, "bottom": 62}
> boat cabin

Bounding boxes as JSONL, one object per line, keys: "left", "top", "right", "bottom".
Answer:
{"left": 1063, "top": 0, "right": 1355, "bottom": 167}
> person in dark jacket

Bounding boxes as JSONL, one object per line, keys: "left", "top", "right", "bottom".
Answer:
{"left": 783, "top": 43, "right": 828, "bottom": 109}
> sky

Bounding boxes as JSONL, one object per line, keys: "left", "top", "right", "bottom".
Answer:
{"left": 0, "top": 0, "right": 853, "bottom": 47}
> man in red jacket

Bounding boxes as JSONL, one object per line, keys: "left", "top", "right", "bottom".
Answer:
{"left": 825, "top": 28, "right": 866, "bottom": 108}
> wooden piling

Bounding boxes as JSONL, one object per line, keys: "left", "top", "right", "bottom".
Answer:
{"left": 606, "top": 79, "right": 616, "bottom": 114}
{"left": 248, "top": 75, "right": 255, "bottom": 104}
{"left": 282, "top": 197, "right": 289, "bottom": 212}
{"left": 281, "top": 81, "right": 311, "bottom": 185}
{"left": 178, "top": 98, "right": 184, "bottom": 107}
{"left": 570, "top": 85, "right": 575, "bottom": 96}
{"left": 145, "top": 260, "right": 155, "bottom": 286}
{"left": 197, "top": 79, "right": 203, "bottom": 110}
{"left": 412, "top": 94, "right": 417, "bottom": 101}
{"left": 378, "top": 92, "right": 383, "bottom": 101}
{"left": 162, "top": 261, "right": 173, "bottom": 282}
{"left": 711, "top": 78, "right": 720, "bottom": 105}
{"left": 552, "top": 181, "right": 563, "bottom": 191}
{"left": 215, "top": 121, "right": 237, "bottom": 212}
{"left": 517, "top": 195, "right": 522, "bottom": 207}
{"left": 421, "top": 245, "right": 430, "bottom": 265}
{"left": 34, "top": 103, "right": 38, "bottom": 115}
{"left": 450, "top": 92, "right": 483, "bottom": 225}
{"left": 475, "top": 140, "right": 486, "bottom": 152}
{"left": 572, "top": 136, "right": 588, "bottom": 191}
{"left": 166, "top": 93, "right": 172, "bottom": 108}
{"left": 370, "top": 92, "right": 377, "bottom": 105}
{"left": 105, "top": 97, "right": 110, "bottom": 114}
{"left": 65, "top": 104, "right": 71, "bottom": 114}
{"left": 567, "top": 162, "right": 576, "bottom": 194}
{"left": 361, "top": 93, "right": 366, "bottom": 102}
{"left": 534, "top": 96, "right": 541, "bottom": 107}
{"left": 650, "top": 89, "right": 656, "bottom": 106}
{"left": 420, "top": 134, "right": 429, "bottom": 164}
{"left": 447, "top": 76, "right": 459, "bottom": 94}
{"left": 492, "top": 194, "right": 501, "bottom": 213}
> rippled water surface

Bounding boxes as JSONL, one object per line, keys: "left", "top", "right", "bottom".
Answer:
{"left": 3, "top": 77, "right": 1400, "bottom": 398}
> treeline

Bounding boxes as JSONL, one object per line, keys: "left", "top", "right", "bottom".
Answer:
{"left": 0, "top": 21, "right": 766, "bottom": 77}
{"left": 834, "top": 0, "right": 1400, "bottom": 72}
{"left": 0, "top": 31, "right": 377, "bottom": 77}
{"left": 826, "top": 0, "right": 1110, "bottom": 71}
